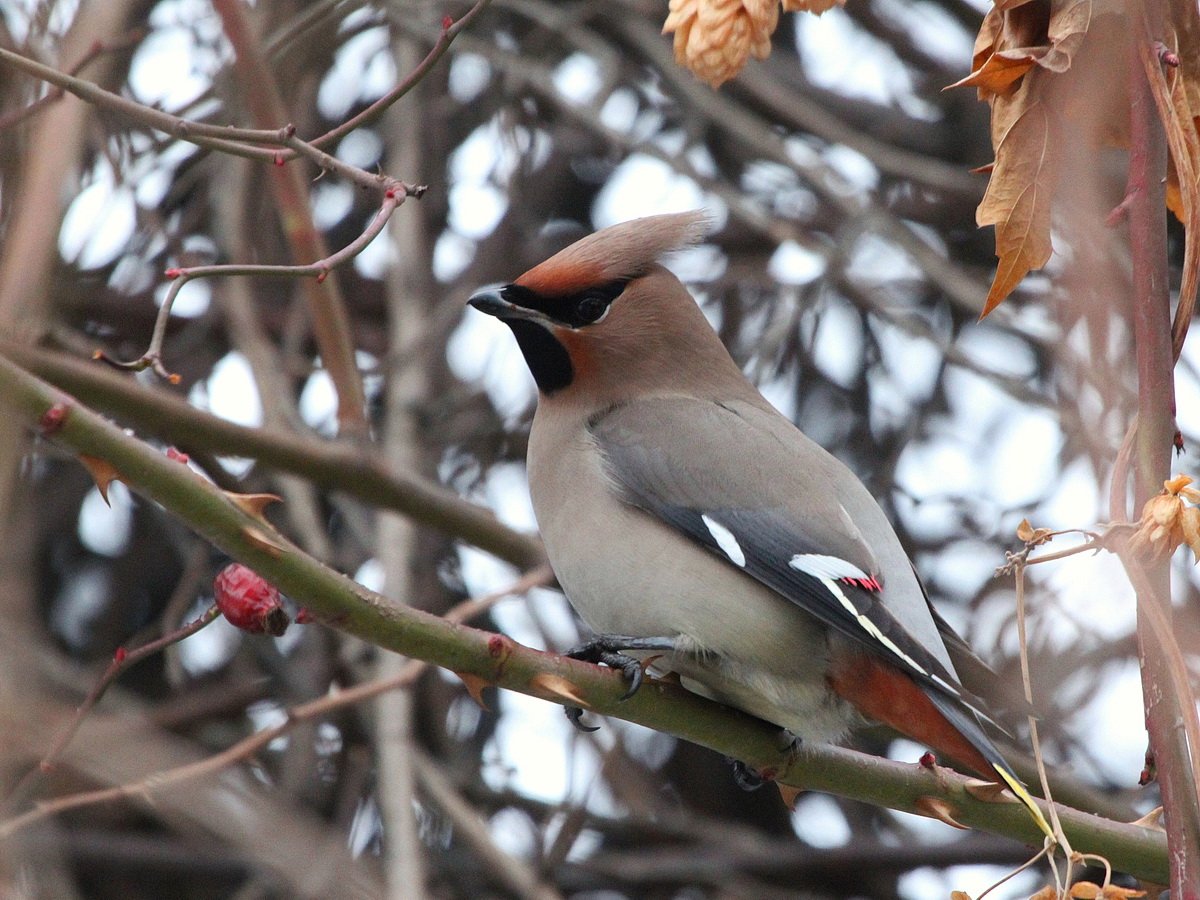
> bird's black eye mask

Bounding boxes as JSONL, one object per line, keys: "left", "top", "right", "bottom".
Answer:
{"left": 501, "top": 280, "right": 627, "bottom": 329}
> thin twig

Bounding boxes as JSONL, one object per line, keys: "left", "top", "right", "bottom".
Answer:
{"left": 0, "top": 603, "right": 221, "bottom": 813}
{"left": 95, "top": 188, "right": 410, "bottom": 379}
{"left": 0, "top": 27, "right": 148, "bottom": 133}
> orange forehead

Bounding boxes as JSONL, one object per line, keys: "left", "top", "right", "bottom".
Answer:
{"left": 514, "top": 258, "right": 607, "bottom": 298}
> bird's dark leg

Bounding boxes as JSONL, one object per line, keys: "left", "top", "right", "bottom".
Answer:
{"left": 562, "top": 634, "right": 677, "bottom": 731}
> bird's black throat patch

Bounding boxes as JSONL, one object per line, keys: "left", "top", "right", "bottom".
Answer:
{"left": 506, "top": 319, "right": 574, "bottom": 394}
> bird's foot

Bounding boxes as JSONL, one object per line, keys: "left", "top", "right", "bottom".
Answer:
{"left": 726, "top": 730, "right": 800, "bottom": 791}
{"left": 562, "top": 634, "right": 676, "bottom": 731}
{"left": 727, "top": 758, "right": 766, "bottom": 792}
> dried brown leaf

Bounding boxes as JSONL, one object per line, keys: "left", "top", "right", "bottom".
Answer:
{"left": 1016, "top": 518, "right": 1054, "bottom": 546}
{"left": 976, "top": 77, "right": 1058, "bottom": 316}
{"left": 663, "top": 0, "right": 781, "bottom": 87}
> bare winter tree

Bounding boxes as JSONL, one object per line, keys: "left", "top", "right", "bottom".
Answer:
{"left": 0, "top": 1, "right": 1192, "bottom": 897}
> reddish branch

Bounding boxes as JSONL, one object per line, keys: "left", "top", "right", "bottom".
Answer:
{"left": 1122, "top": 8, "right": 1200, "bottom": 895}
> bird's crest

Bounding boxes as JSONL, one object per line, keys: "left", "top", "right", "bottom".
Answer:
{"left": 516, "top": 211, "right": 710, "bottom": 297}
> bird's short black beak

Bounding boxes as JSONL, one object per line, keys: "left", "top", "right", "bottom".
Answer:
{"left": 468, "top": 285, "right": 553, "bottom": 326}
{"left": 467, "top": 285, "right": 512, "bottom": 318}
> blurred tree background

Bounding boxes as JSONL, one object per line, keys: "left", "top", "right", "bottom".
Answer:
{"left": 0, "top": 0, "right": 1183, "bottom": 897}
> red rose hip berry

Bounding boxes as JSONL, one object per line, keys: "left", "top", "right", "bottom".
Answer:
{"left": 214, "top": 563, "right": 289, "bottom": 636}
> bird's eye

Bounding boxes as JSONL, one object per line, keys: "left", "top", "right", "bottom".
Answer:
{"left": 576, "top": 294, "right": 610, "bottom": 324}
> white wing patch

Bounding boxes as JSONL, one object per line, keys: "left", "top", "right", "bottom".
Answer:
{"left": 789, "top": 553, "right": 871, "bottom": 582}
{"left": 816, "top": 575, "right": 942, "bottom": 685}
{"left": 701, "top": 514, "right": 746, "bottom": 567}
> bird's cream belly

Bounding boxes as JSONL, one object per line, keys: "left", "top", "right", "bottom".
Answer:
{"left": 529, "top": 433, "right": 853, "bottom": 742}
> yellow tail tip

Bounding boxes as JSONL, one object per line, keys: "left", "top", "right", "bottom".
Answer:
{"left": 992, "top": 763, "right": 1053, "bottom": 838}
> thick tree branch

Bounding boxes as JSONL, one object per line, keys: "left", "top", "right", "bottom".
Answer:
{"left": 0, "top": 348, "right": 1169, "bottom": 883}
{"left": 1123, "top": 8, "right": 1200, "bottom": 894}
{"left": 0, "top": 342, "right": 545, "bottom": 570}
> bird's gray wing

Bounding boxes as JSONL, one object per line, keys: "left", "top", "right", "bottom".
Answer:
{"left": 588, "top": 396, "right": 976, "bottom": 706}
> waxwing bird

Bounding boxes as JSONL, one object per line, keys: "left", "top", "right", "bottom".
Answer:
{"left": 468, "top": 211, "right": 1050, "bottom": 836}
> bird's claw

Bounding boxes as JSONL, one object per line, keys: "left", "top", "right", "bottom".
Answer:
{"left": 564, "top": 705, "right": 600, "bottom": 733}
{"left": 727, "top": 758, "right": 765, "bottom": 792}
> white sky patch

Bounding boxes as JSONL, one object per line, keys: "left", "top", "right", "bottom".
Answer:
{"left": 488, "top": 808, "right": 538, "bottom": 859}
{"left": 299, "top": 368, "right": 337, "bottom": 435}
{"left": 1038, "top": 456, "right": 1101, "bottom": 531}
{"left": 336, "top": 130, "right": 383, "bottom": 170}
{"left": 895, "top": 437, "right": 976, "bottom": 499}
{"left": 702, "top": 514, "right": 746, "bottom": 566}
{"left": 593, "top": 155, "right": 709, "bottom": 224}
{"left": 791, "top": 794, "right": 851, "bottom": 848}
{"left": 845, "top": 233, "right": 925, "bottom": 287}
{"left": 353, "top": 213, "right": 397, "bottom": 278}
{"left": 129, "top": 26, "right": 209, "bottom": 109}
{"left": 155, "top": 276, "right": 210, "bottom": 319}
{"left": 447, "top": 309, "right": 536, "bottom": 420}
{"left": 59, "top": 170, "right": 136, "bottom": 270}
{"left": 178, "top": 601, "right": 243, "bottom": 675}
{"left": 134, "top": 166, "right": 173, "bottom": 209}
{"left": 482, "top": 463, "right": 539, "bottom": 532}
{"left": 200, "top": 351, "right": 263, "bottom": 428}
{"left": 942, "top": 366, "right": 1013, "bottom": 439}
{"left": 796, "top": 9, "right": 914, "bottom": 107}
{"left": 822, "top": 145, "right": 879, "bottom": 192}
{"left": 873, "top": 323, "right": 941, "bottom": 403}
{"left": 448, "top": 53, "right": 492, "bottom": 102}
{"left": 1068, "top": 660, "right": 1152, "bottom": 784}
{"left": 448, "top": 183, "right": 508, "bottom": 239}
{"left": 984, "top": 409, "right": 1063, "bottom": 506}
{"left": 1034, "top": 550, "right": 1135, "bottom": 641}
{"left": 354, "top": 558, "right": 385, "bottom": 593}
{"left": 553, "top": 52, "right": 602, "bottom": 103}
{"left": 77, "top": 482, "right": 133, "bottom": 557}
{"left": 866, "top": 369, "right": 915, "bottom": 437}
{"left": 317, "top": 26, "right": 391, "bottom": 119}
{"left": 954, "top": 324, "right": 1038, "bottom": 378}
{"left": 900, "top": 865, "right": 1039, "bottom": 900}
{"left": 924, "top": 538, "right": 1003, "bottom": 603}
{"left": 666, "top": 243, "right": 725, "bottom": 283}
{"left": 483, "top": 691, "right": 599, "bottom": 803}
{"left": 50, "top": 564, "right": 108, "bottom": 649}
{"left": 312, "top": 181, "right": 354, "bottom": 230}
{"left": 757, "top": 374, "right": 797, "bottom": 421}
{"left": 1176, "top": 340, "right": 1200, "bottom": 438}
{"left": 109, "top": 256, "right": 157, "bottom": 297}
{"left": 874, "top": 0, "right": 975, "bottom": 69}
{"left": 599, "top": 88, "right": 639, "bottom": 132}
{"left": 433, "top": 229, "right": 474, "bottom": 282}
{"left": 811, "top": 302, "right": 864, "bottom": 389}
{"left": 768, "top": 241, "right": 826, "bottom": 286}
